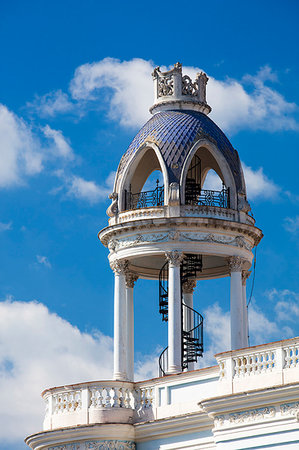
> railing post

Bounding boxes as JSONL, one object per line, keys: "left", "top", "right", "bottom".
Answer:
{"left": 81, "top": 387, "right": 90, "bottom": 425}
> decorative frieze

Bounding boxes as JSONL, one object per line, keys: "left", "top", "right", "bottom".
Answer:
{"left": 165, "top": 250, "right": 185, "bottom": 267}
{"left": 107, "top": 231, "right": 252, "bottom": 254}
{"left": 229, "top": 407, "right": 276, "bottom": 424}
{"left": 85, "top": 442, "right": 135, "bottom": 450}
{"left": 280, "top": 402, "right": 299, "bottom": 417}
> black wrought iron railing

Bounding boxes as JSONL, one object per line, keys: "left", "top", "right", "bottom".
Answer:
{"left": 185, "top": 181, "right": 229, "bottom": 208}
{"left": 159, "top": 346, "right": 168, "bottom": 377}
{"left": 159, "top": 262, "right": 169, "bottom": 322}
{"left": 125, "top": 183, "right": 164, "bottom": 210}
{"left": 182, "top": 304, "right": 203, "bottom": 369}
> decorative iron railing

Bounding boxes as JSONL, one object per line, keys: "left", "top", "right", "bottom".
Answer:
{"left": 125, "top": 184, "right": 164, "bottom": 210}
{"left": 182, "top": 304, "right": 203, "bottom": 369}
{"left": 186, "top": 183, "right": 229, "bottom": 208}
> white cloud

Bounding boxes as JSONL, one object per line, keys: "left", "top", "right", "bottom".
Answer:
{"left": 27, "top": 89, "right": 74, "bottom": 118}
{"left": 242, "top": 162, "right": 280, "bottom": 200}
{"left": 36, "top": 255, "right": 52, "bottom": 269}
{"left": 42, "top": 124, "right": 74, "bottom": 160}
{"left": 284, "top": 216, "right": 299, "bottom": 233}
{"left": 70, "top": 57, "right": 153, "bottom": 127}
{"left": 54, "top": 170, "right": 115, "bottom": 204}
{"left": 0, "top": 221, "right": 12, "bottom": 232}
{"left": 267, "top": 289, "right": 299, "bottom": 323}
{"left": 0, "top": 104, "right": 43, "bottom": 188}
{"left": 202, "top": 163, "right": 279, "bottom": 200}
{"left": 0, "top": 298, "right": 114, "bottom": 443}
{"left": 63, "top": 58, "right": 298, "bottom": 133}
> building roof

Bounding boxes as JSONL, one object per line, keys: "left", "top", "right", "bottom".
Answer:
{"left": 117, "top": 110, "right": 243, "bottom": 191}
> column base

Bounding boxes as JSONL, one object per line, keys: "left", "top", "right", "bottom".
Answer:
{"left": 113, "top": 371, "right": 128, "bottom": 381}
{"left": 167, "top": 365, "right": 181, "bottom": 374}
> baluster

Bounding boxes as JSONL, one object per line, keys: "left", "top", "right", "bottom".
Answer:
{"left": 285, "top": 347, "right": 291, "bottom": 368}
{"left": 124, "top": 389, "right": 131, "bottom": 408}
{"left": 90, "top": 388, "right": 96, "bottom": 407}
{"left": 112, "top": 387, "right": 119, "bottom": 407}
{"left": 69, "top": 392, "right": 74, "bottom": 412}
{"left": 105, "top": 387, "right": 112, "bottom": 407}
{"left": 53, "top": 395, "right": 59, "bottom": 414}
{"left": 97, "top": 388, "right": 104, "bottom": 407}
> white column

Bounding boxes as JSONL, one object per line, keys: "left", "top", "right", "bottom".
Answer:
{"left": 125, "top": 272, "right": 138, "bottom": 382}
{"left": 111, "top": 259, "right": 128, "bottom": 381}
{"left": 166, "top": 251, "right": 184, "bottom": 374}
{"left": 242, "top": 270, "right": 251, "bottom": 348}
{"left": 182, "top": 279, "right": 197, "bottom": 371}
{"left": 228, "top": 256, "right": 246, "bottom": 351}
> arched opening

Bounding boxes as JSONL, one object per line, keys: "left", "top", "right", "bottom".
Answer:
{"left": 183, "top": 146, "right": 230, "bottom": 208}
{"left": 122, "top": 147, "right": 166, "bottom": 211}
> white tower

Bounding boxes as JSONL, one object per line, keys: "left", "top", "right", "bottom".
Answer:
{"left": 26, "top": 64, "right": 299, "bottom": 450}
{"left": 100, "top": 62, "right": 262, "bottom": 381}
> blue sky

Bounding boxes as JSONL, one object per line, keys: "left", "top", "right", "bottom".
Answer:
{"left": 0, "top": 1, "right": 299, "bottom": 448}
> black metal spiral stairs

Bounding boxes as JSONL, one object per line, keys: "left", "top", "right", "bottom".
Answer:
{"left": 158, "top": 254, "right": 204, "bottom": 376}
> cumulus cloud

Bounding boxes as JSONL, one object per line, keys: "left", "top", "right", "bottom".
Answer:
{"left": 36, "top": 255, "right": 52, "bottom": 268}
{"left": 33, "top": 57, "right": 297, "bottom": 133}
{"left": 242, "top": 162, "right": 280, "bottom": 200}
{"left": 42, "top": 125, "right": 74, "bottom": 160}
{"left": 27, "top": 89, "right": 74, "bottom": 118}
{"left": 0, "top": 104, "right": 43, "bottom": 187}
{"left": 267, "top": 289, "right": 299, "bottom": 323}
{"left": 284, "top": 216, "right": 299, "bottom": 233}
{"left": 0, "top": 298, "right": 114, "bottom": 444}
{"left": 202, "top": 163, "right": 279, "bottom": 201}
{"left": 54, "top": 170, "right": 115, "bottom": 204}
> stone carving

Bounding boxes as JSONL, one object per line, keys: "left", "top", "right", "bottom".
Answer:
{"left": 110, "top": 259, "right": 129, "bottom": 274}
{"left": 228, "top": 256, "right": 246, "bottom": 272}
{"left": 198, "top": 72, "right": 208, "bottom": 103}
{"left": 108, "top": 232, "right": 252, "bottom": 254}
{"left": 229, "top": 407, "right": 276, "bottom": 424}
{"left": 165, "top": 250, "right": 185, "bottom": 266}
{"left": 182, "top": 279, "right": 197, "bottom": 294}
{"left": 168, "top": 182, "right": 180, "bottom": 206}
{"left": 280, "top": 402, "right": 299, "bottom": 417}
{"left": 106, "top": 192, "right": 118, "bottom": 217}
{"left": 182, "top": 75, "right": 198, "bottom": 97}
{"left": 242, "top": 269, "right": 251, "bottom": 285}
{"left": 125, "top": 271, "right": 139, "bottom": 288}
{"left": 214, "top": 415, "right": 225, "bottom": 427}
{"left": 85, "top": 441, "right": 136, "bottom": 449}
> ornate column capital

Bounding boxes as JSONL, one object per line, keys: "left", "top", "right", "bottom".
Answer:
{"left": 165, "top": 250, "right": 185, "bottom": 267}
{"left": 228, "top": 256, "right": 246, "bottom": 273}
{"left": 125, "top": 271, "right": 139, "bottom": 288}
{"left": 110, "top": 259, "right": 129, "bottom": 275}
{"left": 182, "top": 279, "right": 197, "bottom": 294}
{"left": 242, "top": 269, "right": 251, "bottom": 286}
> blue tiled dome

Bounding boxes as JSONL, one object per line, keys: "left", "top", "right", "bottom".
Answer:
{"left": 117, "top": 110, "right": 243, "bottom": 191}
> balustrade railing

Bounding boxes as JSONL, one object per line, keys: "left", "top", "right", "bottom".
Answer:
{"left": 125, "top": 184, "right": 164, "bottom": 210}
{"left": 186, "top": 187, "right": 229, "bottom": 208}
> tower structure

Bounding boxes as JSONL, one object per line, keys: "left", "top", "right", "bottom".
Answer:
{"left": 100, "top": 62, "right": 262, "bottom": 380}
{"left": 25, "top": 64, "right": 299, "bottom": 450}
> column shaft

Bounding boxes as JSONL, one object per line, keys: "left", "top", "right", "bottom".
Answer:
{"left": 242, "top": 282, "right": 249, "bottom": 348}
{"left": 113, "top": 271, "right": 127, "bottom": 380}
{"left": 230, "top": 270, "right": 244, "bottom": 351}
{"left": 168, "top": 263, "right": 182, "bottom": 373}
{"left": 126, "top": 286, "right": 134, "bottom": 381}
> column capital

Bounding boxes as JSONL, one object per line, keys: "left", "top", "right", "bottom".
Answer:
{"left": 110, "top": 259, "right": 129, "bottom": 275}
{"left": 242, "top": 269, "right": 251, "bottom": 285}
{"left": 228, "top": 256, "right": 246, "bottom": 273}
{"left": 125, "top": 271, "right": 139, "bottom": 288}
{"left": 165, "top": 250, "right": 184, "bottom": 267}
{"left": 182, "top": 279, "right": 197, "bottom": 294}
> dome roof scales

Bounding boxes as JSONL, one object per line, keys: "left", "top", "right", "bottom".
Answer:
{"left": 117, "top": 110, "right": 244, "bottom": 192}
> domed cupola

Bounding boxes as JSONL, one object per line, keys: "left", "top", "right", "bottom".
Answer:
{"left": 100, "top": 63, "right": 262, "bottom": 381}
{"left": 108, "top": 63, "right": 249, "bottom": 217}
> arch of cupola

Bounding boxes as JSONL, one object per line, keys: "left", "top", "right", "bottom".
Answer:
{"left": 180, "top": 138, "right": 240, "bottom": 209}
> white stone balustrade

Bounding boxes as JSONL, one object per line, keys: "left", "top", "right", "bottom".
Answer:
{"left": 42, "top": 337, "right": 299, "bottom": 433}
{"left": 216, "top": 336, "right": 299, "bottom": 394}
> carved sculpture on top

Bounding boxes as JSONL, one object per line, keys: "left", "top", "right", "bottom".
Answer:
{"left": 165, "top": 250, "right": 185, "bottom": 267}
